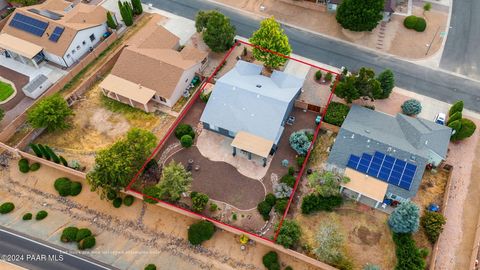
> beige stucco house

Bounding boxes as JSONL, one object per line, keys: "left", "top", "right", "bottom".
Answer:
{"left": 100, "top": 15, "right": 208, "bottom": 112}
{"left": 0, "top": 0, "right": 107, "bottom": 68}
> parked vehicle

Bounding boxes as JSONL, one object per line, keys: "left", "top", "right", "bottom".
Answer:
{"left": 434, "top": 113, "right": 446, "bottom": 125}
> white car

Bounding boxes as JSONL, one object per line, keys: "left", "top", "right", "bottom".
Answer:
{"left": 434, "top": 113, "right": 446, "bottom": 125}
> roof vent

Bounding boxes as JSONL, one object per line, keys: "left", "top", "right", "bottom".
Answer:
{"left": 425, "top": 140, "right": 428, "bottom": 145}
{"left": 365, "top": 129, "right": 371, "bottom": 133}
{"left": 232, "top": 86, "right": 236, "bottom": 90}
{"left": 242, "top": 107, "right": 246, "bottom": 111}
{"left": 251, "top": 113, "right": 255, "bottom": 117}
{"left": 351, "top": 134, "right": 355, "bottom": 139}
{"left": 256, "top": 84, "right": 262, "bottom": 88}
{"left": 257, "top": 94, "right": 260, "bottom": 98}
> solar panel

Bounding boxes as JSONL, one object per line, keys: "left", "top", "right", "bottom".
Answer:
{"left": 345, "top": 151, "right": 418, "bottom": 190}
{"left": 9, "top": 13, "right": 48, "bottom": 37}
{"left": 49, "top": 26, "right": 64, "bottom": 42}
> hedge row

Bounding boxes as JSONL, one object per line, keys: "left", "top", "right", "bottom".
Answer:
{"left": 61, "top": 227, "right": 96, "bottom": 250}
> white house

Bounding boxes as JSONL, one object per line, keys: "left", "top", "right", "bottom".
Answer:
{"left": 0, "top": 0, "right": 108, "bottom": 68}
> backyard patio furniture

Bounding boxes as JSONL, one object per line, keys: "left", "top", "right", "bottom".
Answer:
{"left": 286, "top": 115, "right": 296, "bottom": 125}
{"left": 315, "top": 115, "right": 322, "bottom": 125}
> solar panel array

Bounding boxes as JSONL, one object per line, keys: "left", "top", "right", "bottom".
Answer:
{"left": 9, "top": 13, "right": 49, "bottom": 37}
{"left": 49, "top": 26, "right": 64, "bottom": 42}
{"left": 347, "top": 151, "right": 417, "bottom": 190}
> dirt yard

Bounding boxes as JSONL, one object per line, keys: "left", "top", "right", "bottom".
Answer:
{"left": 0, "top": 156, "right": 320, "bottom": 270}
{"left": 34, "top": 83, "right": 175, "bottom": 170}
{"left": 294, "top": 201, "right": 396, "bottom": 270}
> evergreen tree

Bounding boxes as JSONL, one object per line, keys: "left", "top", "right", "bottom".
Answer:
{"left": 195, "top": 11, "right": 235, "bottom": 52}
{"left": 336, "top": 0, "right": 384, "bottom": 32}
{"left": 377, "top": 69, "right": 395, "bottom": 99}
{"left": 131, "top": 0, "right": 143, "bottom": 15}
{"left": 388, "top": 201, "right": 420, "bottom": 234}
{"left": 106, "top": 11, "right": 117, "bottom": 29}
{"left": 118, "top": 0, "right": 133, "bottom": 26}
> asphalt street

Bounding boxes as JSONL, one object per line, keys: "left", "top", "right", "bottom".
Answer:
{"left": 0, "top": 227, "right": 114, "bottom": 270}
{"left": 440, "top": 0, "right": 480, "bottom": 80}
{"left": 149, "top": 0, "right": 480, "bottom": 112}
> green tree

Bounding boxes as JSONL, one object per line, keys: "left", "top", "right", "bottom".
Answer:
{"left": 27, "top": 94, "right": 73, "bottom": 132}
{"left": 249, "top": 17, "right": 292, "bottom": 70}
{"left": 87, "top": 128, "right": 156, "bottom": 198}
{"left": 191, "top": 192, "right": 209, "bottom": 212}
{"left": 106, "top": 11, "right": 117, "bottom": 29}
{"left": 377, "top": 69, "right": 395, "bottom": 99}
{"left": 446, "top": 111, "right": 462, "bottom": 125}
{"left": 275, "top": 219, "right": 301, "bottom": 248}
{"left": 188, "top": 220, "right": 215, "bottom": 245}
{"left": 131, "top": 0, "right": 143, "bottom": 15}
{"left": 449, "top": 100, "right": 464, "bottom": 116}
{"left": 262, "top": 251, "right": 280, "bottom": 270}
{"left": 450, "top": 118, "right": 476, "bottom": 141}
{"left": 118, "top": 1, "right": 133, "bottom": 26}
{"left": 307, "top": 171, "right": 349, "bottom": 197}
{"left": 336, "top": 0, "right": 384, "bottom": 32}
{"left": 195, "top": 11, "right": 235, "bottom": 52}
{"left": 388, "top": 201, "right": 420, "bottom": 233}
{"left": 334, "top": 68, "right": 381, "bottom": 103}
{"left": 423, "top": 3, "right": 432, "bottom": 14}
{"left": 156, "top": 161, "right": 192, "bottom": 202}
{"left": 421, "top": 211, "right": 446, "bottom": 243}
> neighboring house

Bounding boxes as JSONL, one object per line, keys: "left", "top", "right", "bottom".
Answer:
{"left": 200, "top": 60, "right": 304, "bottom": 167}
{"left": 99, "top": 15, "right": 208, "bottom": 111}
{"left": 327, "top": 105, "right": 451, "bottom": 208}
{"left": 0, "top": 0, "right": 107, "bottom": 68}
{"left": 327, "top": 0, "right": 396, "bottom": 21}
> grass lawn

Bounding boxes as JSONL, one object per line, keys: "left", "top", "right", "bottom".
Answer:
{"left": 0, "top": 81, "right": 14, "bottom": 102}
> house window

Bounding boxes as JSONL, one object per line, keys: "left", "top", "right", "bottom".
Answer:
{"left": 157, "top": 95, "right": 166, "bottom": 102}
{"left": 89, "top": 34, "right": 96, "bottom": 42}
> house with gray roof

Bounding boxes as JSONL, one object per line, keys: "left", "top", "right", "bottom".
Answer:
{"left": 200, "top": 60, "right": 304, "bottom": 166}
{"left": 327, "top": 105, "right": 451, "bottom": 209}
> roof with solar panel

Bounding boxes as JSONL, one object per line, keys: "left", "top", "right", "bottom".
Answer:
{"left": 1, "top": 0, "right": 106, "bottom": 56}
{"left": 327, "top": 105, "right": 451, "bottom": 199}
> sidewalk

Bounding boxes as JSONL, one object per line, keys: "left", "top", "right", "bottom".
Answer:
{"left": 211, "top": 0, "right": 448, "bottom": 60}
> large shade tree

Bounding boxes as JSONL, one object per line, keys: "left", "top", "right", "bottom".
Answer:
{"left": 336, "top": 0, "right": 384, "bottom": 32}
{"left": 87, "top": 128, "right": 157, "bottom": 198}
{"left": 27, "top": 94, "right": 73, "bottom": 132}
{"left": 249, "top": 17, "right": 292, "bottom": 70}
{"left": 195, "top": 11, "right": 235, "bottom": 52}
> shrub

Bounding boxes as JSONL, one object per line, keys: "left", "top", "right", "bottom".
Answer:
{"left": 75, "top": 228, "right": 92, "bottom": 242}
{"left": 188, "top": 220, "right": 215, "bottom": 245}
{"left": 325, "top": 72, "right": 333, "bottom": 81}
{"left": 30, "top": 144, "right": 43, "bottom": 157}
{"left": 106, "top": 189, "right": 117, "bottom": 201}
{"left": 277, "top": 219, "right": 301, "bottom": 248}
{"left": 144, "top": 264, "right": 157, "bottom": 270}
{"left": 29, "top": 162, "right": 41, "bottom": 171}
{"left": 275, "top": 198, "right": 289, "bottom": 214}
{"left": 61, "top": 227, "right": 78, "bottom": 242}
{"left": 307, "top": 171, "right": 349, "bottom": 197}
{"left": 401, "top": 99, "right": 422, "bottom": 116}
{"left": 296, "top": 156, "right": 305, "bottom": 167}
{"left": 447, "top": 111, "right": 462, "bottom": 125}
{"left": 324, "top": 102, "right": 350, "bottom": 126}
{"left": 54, "top": 177, "right": 72, "bottom": 197}
{"left": 288, "top": 166, "right": 295, "bottom": 176}
{"left": 257, "top": 200, "right": 273, "bottom": 220}
{"left": 175, "top": 124, "right": 195, "bottom": 140}
{"left": 113, "top": 197, "right": 122, "bottom": 208}
{"left": 421, "top": 211, "right": 446, "bottom": 243}
{"left": 143, "top": 186, "right": 160, "bottom": 204}
{"left": 263, "top": 251, "right": 280, "bottom": 270}
{"left": 191, "top": 192, "right": 209, "bottom": 212}
{"left": 59, "top": 156, "right": 68, "bottom": 167}
{"left": 18, "top": 158, "right": 30, "bottom": 173}
{"left": 451, "top": 118, "right": 476, "bottom": 141}
{"left": 45, "top": 145, "right": 60, "bottom": 164}
{"left": 265, "top": 193, "right": 277, "bottom": 206}
{"left": 392, "top": 233, "right": 425, "bottom": 270}
{"left": 414, "top": 17, "right": 427, "bottom": 32}
{"left": 35, "top": 210, "right": 48, "bottom": 220}
{"left": 280, "top": 174, "right": 296, "bottom": 188}
{"left": 209, "top": 202, "right": 218, "bottom": 212}
{"left": 315, "top": 70, "right": 322, "bottom": 80}
{"left": 306, "top": 132, "right": 314, "bottom": 142}
{"left": 22, "top": 213, "right": 33, "bottom": 220}
{"left": 301, "top": 194, "right": 343, "bottom": 214}
{"left": 285, "top": 267, "right": 293, "bottom": 270}
{"left": 200, "top": 91, "right": 211, "bottom": 102}
{"left": 289, "top": 131, "right": 311, "bottom": 155}
{"left": 123, "top": 195, "right": 135, "bottom": 206}
{"left": 388, "top": 201, "right": 420, "bottom": 233}
{"left": 78, "top": 235, "right": 96, "bottom": 250}
{"left": 69, "top": 182, "right": 82, "bottom": 196}
{"left": 274, "top": 183, "right": 293, "bottom": 199}
{"left": 0, "top": 202, "right": 15, "bottom": 214}
{"left": 419, "top": 248, "right": 430, "bottom": 258}
{"left": 404, "top": 15, "right": 417, "bottom": 29}
{"left": 448, "top": 120, "right": 462, "bottom": 138}
{"left": 37, "top": 144, "right": 50, "bottom": 160}
{"left": 180, "top": 134, "right": 193, "bottom": 148}
{"left": 449, "top": 100, "right": 464, "bottom": 116}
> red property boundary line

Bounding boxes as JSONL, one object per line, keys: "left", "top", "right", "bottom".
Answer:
{"left": 126, "top": 40, "right": 341, "bottom": 245}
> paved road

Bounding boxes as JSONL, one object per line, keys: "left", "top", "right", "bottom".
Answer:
{"left": 0, "top": 227, "right": 114, "bottom": 270}
{"left": 150, "top": 0, "right": 480, "bottom": 112}
{"left": 440, "top": 0, "right": 480, "bottom": 80}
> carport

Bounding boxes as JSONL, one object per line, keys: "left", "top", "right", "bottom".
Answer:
{"left": 340, "top": 168, "right": 388, "bottom": 208}
{"left": 0, "top": 33, "right": 44, "bottom": 68}
{"left": 231, "top": 131, "right": 273, "bottom": 167}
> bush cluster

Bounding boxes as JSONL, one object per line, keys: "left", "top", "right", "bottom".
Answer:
{"left": 18, "top": 158, "right": 30, "bottom": 173}
{"left": 35, "top": 210, "right": 48, "bottom": 220}
{"left": 280, "top": 174, "right": 296, "bottom": 188}
{"left": 54, "top": 178, "right": 82, "bottom": 197}
{"left": 188, "top": 220, "right": 215, "bottom": 245}
{"left": 175, "top": 124, "right": 195, "bottom": 140}
{"left": 112, "top": 197, "right": 123, "bottom": 208}
{"left": 447, "top": 100, "right": 476, "bottom": 141}
{"left": 78, "top": 236, "right": 96, "bottom": 250}
{"left": 180, "top": 135, "right": 193, "bottom": 148}
{"left": 0, "top": 202, "right": 15, "bottom": 214}
{"left": 275, "top": 219, "right": 301, "bottom": 248}
{"left": 29, "top": 163, "right": 41, "bottom": 171}
{"left": 124, "top": 195, "right": 135, "bottom": 206}
{"left": 420, "top": 211, "right": 446, "bottom": 243}
{"left": 392, "top": 233, "right": 426, "bottom": 270}
{"left": 275, "top": 198, "right": 289, "bottom": 214}
{"left": 61, "top": 227, "right": 79, "bottom": 243}
{"left": 22, "top": 213, "right": 33, "bottom": 220}
{"left": 301, "top": 194, "right": 343, "bottom": 214}
{"left": 262, "top": 251, "right": 280, "bottom": 270}
{"left": 296, "top": 156, "right": 305, "bottom": 167}
{"left": 401, "top": 99, "right": 422, "bottom": 116}
{"left": 191, "top": 191, "right": 209, "bottom": 212}
{"left": 404, "top": 16, "right": 427, "bottom": 32}
{"left": 258, "top": 193, "right": 278, "bottom": 220}
{"left": 324, "top": 102, "right": 350, "bottom": 126}
{"left": 289, "top": 131, "right": 312, "bottom": 156}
